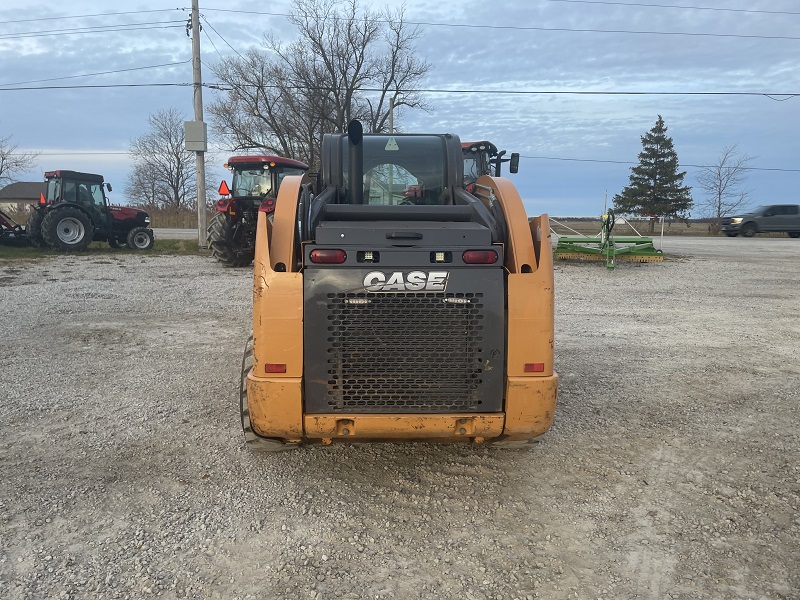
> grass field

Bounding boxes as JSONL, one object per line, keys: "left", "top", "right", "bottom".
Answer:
{"left": 0, "top": 239, "right": 205, "bottom": 262}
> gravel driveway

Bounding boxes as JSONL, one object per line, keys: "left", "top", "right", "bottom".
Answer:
{"left": 1, "top": 238, "right": 798, "bottom": 599}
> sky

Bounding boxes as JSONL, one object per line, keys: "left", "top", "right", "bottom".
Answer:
{"left": 1, "top": 0, "right": 798, "bottom": 217}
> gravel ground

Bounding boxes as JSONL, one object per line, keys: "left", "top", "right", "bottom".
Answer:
{"left": 1, "top": 239, "right": 798, "bottom": 600}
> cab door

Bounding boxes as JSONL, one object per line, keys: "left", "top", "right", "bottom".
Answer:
{"left": 77, "top": 181, "right": 112, "bottom": 237}
{"left": 759, "top": 206, "right": 783, "bottom": 232}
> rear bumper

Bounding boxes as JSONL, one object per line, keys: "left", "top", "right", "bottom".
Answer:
{"left": 246, "top": 371, "right": 558, "bottom": 443}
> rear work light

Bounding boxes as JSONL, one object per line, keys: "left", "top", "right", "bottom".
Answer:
{"left": 462, "top": 250, "right": 498, "bottom": 264}
{"left": 309, "top": 249, "right": 347, "bottom": 264}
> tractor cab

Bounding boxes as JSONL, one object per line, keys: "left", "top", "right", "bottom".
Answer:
{"left": 461, "top": 141, "right": 519, "bottom": 192}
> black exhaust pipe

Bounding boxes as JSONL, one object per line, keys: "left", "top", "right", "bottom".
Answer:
{"left": 347, "top": 120, "right": 364, "bottom": 205}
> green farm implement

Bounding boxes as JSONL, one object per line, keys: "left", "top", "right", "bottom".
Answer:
{"left": 553, "top": 210, "right": 663, "bottom": 270}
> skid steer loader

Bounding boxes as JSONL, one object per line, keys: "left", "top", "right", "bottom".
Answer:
{"left": 240, "top": 121, "right": 557, "bottom": 450}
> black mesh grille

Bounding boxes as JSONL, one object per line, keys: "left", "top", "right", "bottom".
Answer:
{"left": 323, "top": 292, "right": 487, "bottom": 413}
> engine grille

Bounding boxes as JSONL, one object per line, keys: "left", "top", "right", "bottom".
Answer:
{"left": 321, "top": 292, "right": 488, "bottom": 413}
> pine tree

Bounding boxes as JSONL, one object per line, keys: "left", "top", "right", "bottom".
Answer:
{"left": 613, "top": 115, "right": 692, "bottom": 231}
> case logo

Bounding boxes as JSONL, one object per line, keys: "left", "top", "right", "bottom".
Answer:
{"left": 363, "top": 271, "right": 449, "bottom": 292}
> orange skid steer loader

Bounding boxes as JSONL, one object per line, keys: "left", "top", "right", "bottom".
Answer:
{"left": 240, "top": 121, "right": 557, "bottom": 450}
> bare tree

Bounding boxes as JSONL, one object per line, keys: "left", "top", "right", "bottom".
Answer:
{"left": 696, "top": 145, "right": 755, "bottom": 234}
{"left": 126, "top": 109, "right": 200, "bottom": 212}
{"left": 208, "top": 0, "right": 431, "bottom": 169}
{"left": 0, "top": 132, "right": 40, "bottom": 186}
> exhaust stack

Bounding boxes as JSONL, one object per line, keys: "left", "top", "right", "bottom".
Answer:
{"left": 347, "top": 120, "right": 364, "bottom": 205}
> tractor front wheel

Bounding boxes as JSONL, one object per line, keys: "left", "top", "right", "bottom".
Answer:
{"left": 41, "top": 207, "right": 94, "bottom": 251}
{"left": 127, "top": 226, "right": 154, "bottom": 250}
{"left": 207, "top": 212, "right": 255, "bottom": 268}
{"left": 25, "top": 210, "right": 45, "bottom": 247}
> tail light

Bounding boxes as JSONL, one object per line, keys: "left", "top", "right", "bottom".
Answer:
{"left": 462, "top": 250, "right": 498, "bottom": 264}
{"left": 310, "top": 249, "right": 347, "bottom": 264}
{"left": 259, "top": 199, "right": 276, "bottom": 213}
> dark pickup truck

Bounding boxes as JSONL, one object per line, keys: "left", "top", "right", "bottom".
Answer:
{"left": 721, "top": 204, "right": 800, "bottom": 238}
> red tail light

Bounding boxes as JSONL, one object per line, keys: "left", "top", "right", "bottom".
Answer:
{"left": 265, "top": 363, "right": 287, "bottom": 373}
{"left": 524, "top": 363, "right": 545, "bottom": 373}
{"left": 259, "top": 199, "right": 276, "bottom": 213}
{"left": 462, "top": 250, "right": 498, "bottom": 264}
{"left": 310, "top": 249, "right": 347, "bottom": 264}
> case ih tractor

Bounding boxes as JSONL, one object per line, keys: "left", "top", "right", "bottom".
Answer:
{"left": 461, "top": 140, "right": 519, "bottom": 191}
{"left": 26, "top": 170, "right": 154, "bottom": 251}
{"left": 239, "top": 122, "right": 557, "bottom": 451}
{"left": 207, "top": 155, "right": 309, "bottom": 267}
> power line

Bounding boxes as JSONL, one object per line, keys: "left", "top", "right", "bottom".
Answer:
{"left": 200, "top": 7, "right": 800, "bottom": 41}
{"left": 200, "top": 15, "right": 247, "bottom": 61}
{"left": 546, "top": 0, "right": 800, "bottom": 16}
{"left": 10, "top": 150, "right": 798, "bottom": 173}
{"left": 0, "top": 9, "right": 184, "bottom": 25}
{"left": 521, "top": 155, "right": 800, "bottom": 173}
{"left": 0, "top": 23, "right": 184, "bottom": 40}
{"left": 1, "top": 82, "right": 796, "bottom": 100}
{"left": 0, "top": 61, "right": 192, "bottom": 88}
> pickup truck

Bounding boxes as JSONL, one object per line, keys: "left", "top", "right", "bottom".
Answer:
{"left": 721, "top": 204, "right": 800, "bottom": 238}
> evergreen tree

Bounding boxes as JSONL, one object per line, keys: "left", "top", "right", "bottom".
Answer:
{"left": 613, "top": 115, "right": 692, "bottom": 231}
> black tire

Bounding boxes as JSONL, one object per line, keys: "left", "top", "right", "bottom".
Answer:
{"left": 207, "top": 212, "right": 254, "bottom": 267}
{"left": 725, "top": 232, "right": 738, "bottom": 237}
{"left": 108, "top": 237, "right": 126, "bottom": 249}
{"left": 126, "top": 226, "right": 154, "bottom": 250}
{"left": 740, "top": 223, "right": 757, "bottom": 238}
{"left": 25, "top": 210, "right": 45, "bottom": 247}
{"left": 41, "top": 207, "right": 94, "bottom": 251}
{"left": 240, "top": 335, "right": 299, "bottom": 452}
{"left": 788, "top": 232, "right": 800, "bottom": 238}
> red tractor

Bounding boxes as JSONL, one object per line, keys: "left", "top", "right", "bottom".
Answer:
{"left": 461, "top": 141, "right": 519, "bottom": 192}
{"left": 207, "top": 155, "right": 309, "bottom": 267}
{"left": 25, "top": 170, "right": 154, "bottom": 251}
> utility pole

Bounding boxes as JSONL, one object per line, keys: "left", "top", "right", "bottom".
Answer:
{"left": 190, "top": 0, "right": 207, "bottom": 248}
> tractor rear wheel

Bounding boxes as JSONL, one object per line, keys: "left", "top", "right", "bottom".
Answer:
{"left": 25, "top": 210, "right": 45, "bottom": 247}
{"left": 240, "top": 335, "right": 299, "bottom": 452}
{"left": 207, "top": 212, "right": 255, "bottom": 268}
{"left": 127, "top": 226, "right": 154, "bottom": 250}
{"left": 41, "top": 207, "right": 93, "bottom": 251}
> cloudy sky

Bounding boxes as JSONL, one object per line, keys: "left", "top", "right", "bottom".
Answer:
{"left": 2, "top": 0, "right": 798, "bottom": 216}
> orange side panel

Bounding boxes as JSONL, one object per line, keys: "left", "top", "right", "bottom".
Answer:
{"left": 502, "top": 375, "right": 559, "bottom": 440}
{"left": 248, "top": 176, "right": 305, "bottom": 439}
{"left": 246, "top": 374, "right": 304, "bottom": 439}
{"left": 269, "top": 175, "right": 305, "bottom": 272}
{"left": 475, "top": 175, "right": 537, "bottom": 273}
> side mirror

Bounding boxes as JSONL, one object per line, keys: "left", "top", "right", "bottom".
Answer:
{"left": 106, "top": 183, "right": 113, "bottom": 192}
{"left": 509, "top": 153, "right": 520, "bottom": 174}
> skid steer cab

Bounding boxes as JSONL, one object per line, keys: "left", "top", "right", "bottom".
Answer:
{"left": 26, "top": 170, "right": 153, "bottom": 251}
{"left": 241, "top": 121, "right": 557, "bottom": 451}
{"left": 207, "top": 155, "right": 309, "bottom": 267}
